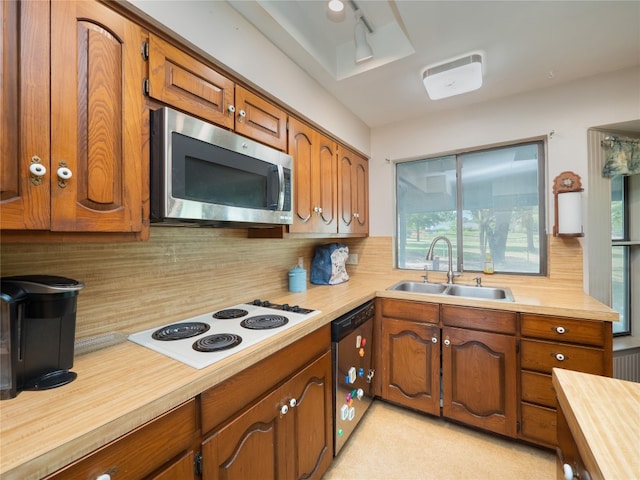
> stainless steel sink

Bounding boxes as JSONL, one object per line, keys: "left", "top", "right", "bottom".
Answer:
{"left": 387, "top": 281, "right": 514, "bottom": 302}
{"left": 387, "top": 281, "right": 448, "bottom": 294}
{"left": 444, "top": 284, "right": 514, "bottom": 302}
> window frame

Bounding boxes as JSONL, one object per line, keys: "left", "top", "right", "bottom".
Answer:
{"left": 611, "top": 175, "right": 632, "bottom": 336}
{"left": 394, "top": 138, "right": 547, "bottom": 276}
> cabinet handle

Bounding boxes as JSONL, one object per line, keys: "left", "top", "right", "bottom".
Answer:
{"left": 431, "top": 336, "right": 438, "bottom": 344}
{"left": 555, "top": 353, "right": 566, "bottom": 361}
{"left": 562, "top": 463, "right": 575, "bottom": 480}
{"left": 227, "top": 104, "right": 236, "bottom": 115}
{"left": 95, "top": 474, "right": 111, "bottom": 480}
{"left": 57, "top": 162, "right": 72, "bottom": 188}
{"left": 555, "top": 326, "right": 566, "bottom": 334}
{"left": 29, "top": 162, "right": 46, "bottom": 177}
{"left": 238, "top": 109, "right": 246, "bottom": 122}
{"left": 444, "top": 338, "right": 451, "bottom": 347}
{"left": 289, "top": 398, "right": 297, "bottom": 408}
{"left": 280, "top": 404, "right": 289, "bottom": 416}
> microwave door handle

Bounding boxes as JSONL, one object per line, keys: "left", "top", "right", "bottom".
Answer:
{"left": 276, "top": 164, "right": 285, "bottom": 210}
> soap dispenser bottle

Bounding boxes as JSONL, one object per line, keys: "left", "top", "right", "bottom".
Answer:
{"left": 483, "top": 253, "right": 494, "bottom": 274}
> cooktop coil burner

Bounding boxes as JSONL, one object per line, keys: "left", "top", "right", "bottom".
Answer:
{"left": 240, "top": 314, "right": 289, "bottom": 330}
{"left": 212, "top": 308, "right": 248, "bottom": 319}
{"left": 152, "top": 322, "right": 210, "bottom": 341}
{"left": 193, "top": 333, "right": 242, "bottom": 352}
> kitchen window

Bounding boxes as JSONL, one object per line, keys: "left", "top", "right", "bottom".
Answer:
{"left": 611, "top": 175, "right": 632, "bottom": 335}
{"left": 396, "top": 141, "right": 546, "bottom": 275}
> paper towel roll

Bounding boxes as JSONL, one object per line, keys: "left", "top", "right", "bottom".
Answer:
{"left": 557, "top": 191, "right": 582, "bottom": 235}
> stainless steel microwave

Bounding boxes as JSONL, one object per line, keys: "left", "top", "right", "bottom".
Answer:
{"left": 150, "top": 107, "right": 293, "bottom": 227}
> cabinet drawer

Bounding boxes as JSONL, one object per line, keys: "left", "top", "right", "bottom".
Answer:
{"left": 520, "top": 402, "right": 557, "bottom": 447}
{"left": 441, "top": 304, "right": 516, "bottom": 334}
{"left": 379, "top": 299, "right": 439, "bottom": 324}
{"left": 521, "top": 371, "right": 555, "bottom": 408}
{"left": 46, "top": 399, "right": 197, "bottom": 479}
{"left": 520, "top": 339, "right": 605, "bottom": 375}
{"left": 521, "top": 314, "right": 606, "bottom": 346}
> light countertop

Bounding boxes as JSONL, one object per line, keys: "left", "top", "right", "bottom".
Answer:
{"left": 553, "top": 368, "right": 640, "bottom": 479}
{"left": 0, "top": 272, "right": 618, "bottom": 479}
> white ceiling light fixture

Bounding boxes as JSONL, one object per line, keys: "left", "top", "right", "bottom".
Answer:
{"left": 354, "top": 9, "right": 373, "bottom": 63}
{"left": 422, "top": 53, "right": 484, "bottom": 100}
{"left": 327, "top": 0, "right": 346, "bottom": 22}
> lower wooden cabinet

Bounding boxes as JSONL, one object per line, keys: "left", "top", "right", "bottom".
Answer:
{"left": 442, "top": 326, "right": 517, "bottom": 437}
{"left": 378, "top": 299, "right": 517, "bottom": 438}
{"left": 201, "top": 352, "right": 333, "bottom": 480}
{"left": 519, "top": 313, "right": 612, "bottom": 448}
{"left": 45, "top": 399, "right": 198, "bottom": 480}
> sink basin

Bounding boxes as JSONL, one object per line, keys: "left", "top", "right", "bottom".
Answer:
{"left": 445, "top": 284, "right": 514, "bottom": 302}
{"left": 387, "top": 281, "right": 448, "bottom": 294}
{"left": 387, "top": 281, "right": 514, "bottom": 302}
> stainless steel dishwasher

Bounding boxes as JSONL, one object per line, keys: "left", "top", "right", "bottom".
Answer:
{"left": 331, "top": 300, "right": 375, "bottom": 455}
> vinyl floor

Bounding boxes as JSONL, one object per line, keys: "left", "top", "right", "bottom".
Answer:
{"left": 323, "top": 400, "right": 556, "bottom": 480}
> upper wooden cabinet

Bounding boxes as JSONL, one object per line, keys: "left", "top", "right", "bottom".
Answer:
{"left": 147, "top": 33, "right": 287, "bottom": 151}
{"left": 1, "top": 0, "right": 146, "bottom": 236}
{"left": 338, "top": 146, "right": 369, "bottom": 235}
{"left": 288, "top": 118, "right": 338, "bottom": 234}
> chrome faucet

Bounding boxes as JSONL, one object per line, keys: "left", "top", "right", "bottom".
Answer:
{"left": 426, "top": 236, "right": 459, "bottom": 284}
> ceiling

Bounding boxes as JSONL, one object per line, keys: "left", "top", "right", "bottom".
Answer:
{"left": 227, "top": 0, "right": 640, "bottom": 129}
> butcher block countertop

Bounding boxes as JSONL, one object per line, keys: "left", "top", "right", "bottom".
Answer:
{"left": 0, "top": 272, "right": 618, "bottom": 479}
{"left": 553, "top": 369, "right": 640, "bottom": 479}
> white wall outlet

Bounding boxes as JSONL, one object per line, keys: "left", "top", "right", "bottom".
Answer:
{"left": 346, "top": 253, "right": 358, "bottom": 265}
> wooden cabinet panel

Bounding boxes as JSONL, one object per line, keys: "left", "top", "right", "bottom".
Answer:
{"left": 148, "top": 33, "right": 234, "bottom": 129}
{"left": 379, "top": 299, "right": 439, "bottom": 324}
{"left": 520, "top": 339, "right": 605, "bottom": 375}
{"left": 521, "top": 370, "right": 555, "bottom": 408}
{"left": 149, "top": 451, "right": 196, "bottom": 480}
{"left": 442, "top": 326, "right": 517, "bottom": 437}
{"left": 520, "top": 314, "right": 606, "bottom": 346}
{"left": 202, "top": 385, "right": 284, "bottom": 480}
{"left": 1, "top": 0, "right": 51, "bottom": 230}
{"left": 520, "top": 402, "right": 557, "bottom": 447}
{"left": 441, "top": 304, "right": 516, "bottom": 334}
{"left": 202, "top": 353, "right": 332, "bottom": 480}
{"left": 235, "top": 86, "right": 287, "bottom": 151}
{"left": 46, "top": 399, "right": 198, "bottom": 480}
{"left": 287, "top": 118, "right": 337, "bottom": 234}
{"left": 381, "top": 317, "right": 441, "bottom": 415}
{"left": 285, "top": 352, "right": 333, "bottom": 480}
{"left": 338, "top": 146, "right": 368, "bottom": 235}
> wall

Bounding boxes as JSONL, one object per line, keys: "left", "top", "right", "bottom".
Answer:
{"left": 369, "top": 66, "right": 640, "bottom": 238}
{"left": 0, "top": 228, "right": 367, "bottom": 340}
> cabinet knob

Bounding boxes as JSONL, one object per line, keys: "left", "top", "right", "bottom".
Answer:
{"left": 562, "top": 463, "right": 575, "bottom": 480}
{"left": 95, "top": 474, "right": 111, "bottom": 480}
{"left": 57, "top": 167, "right": 73, "bottom": 180}
{"left": 227, "top": 104, "right": 236, "bottom": 114}
{"left": 444, "top": 338, "right": 451, "bottom": 347}
{"left": 289, "top": 398, "right": 297, "bottom": 408}
{"left": 29, "top": 162, "right": 47, "bottom": 177}
{"left": 431, "top": 336, "right": 438, "bottom": 344}
{"left": 555, "top": 326, "right": 566, "bottom": 334}
{"left": 238, "top": 109, "right": 246, "bottom": 121}
{"left": 280, "top": 404, "right": 289, "bottom": 416}
{"left": 555, "top": 353, "right": 566, "bottom": 361}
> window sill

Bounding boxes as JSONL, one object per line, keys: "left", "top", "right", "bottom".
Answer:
{"left": 613, "top": 335, "right": 640, "bottom": 352}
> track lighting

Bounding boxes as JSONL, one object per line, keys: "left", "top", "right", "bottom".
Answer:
{"left": 354, "top": 10, "right": 373, "bottom": 63}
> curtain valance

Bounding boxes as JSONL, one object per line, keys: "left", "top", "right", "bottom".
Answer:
{"left": 601, "top": 136, "right": 640, "bottom": 177}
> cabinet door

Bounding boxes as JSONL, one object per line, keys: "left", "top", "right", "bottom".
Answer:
{"left": 201, "top": 384, "right": 287, "bottom": 480}
{"left": 235, "top": 86, "right": 287, "bottom": 151}
{"left": 442, "top": 326, "right": 517, "bottom": 437}
{"left": 285, "top": 352, "right": 333, "bottom": 480}
{"left": 148, "top": 33, "right": 235, "bottom": 129}
{"left": 1, "top": 0, "right": 51, "bottom": 230}
{"left": 381, "top": 318, "right": 441, "bottom": 415}
{"left": 50, "top": 1, "right": 144, "bottom": 232}
{"left": 288, "top": 118, "right": 337, "bottom": 234}
{"left": 338, "top": 146, "right": 368, "bottom": 235}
